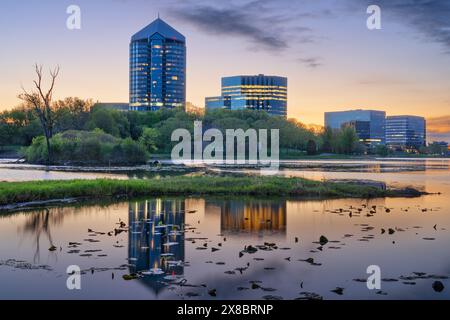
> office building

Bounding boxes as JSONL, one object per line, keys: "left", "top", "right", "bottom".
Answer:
{"left": 341, "top": 120, "right": 371, "bottom": 146}
{"left": 324, "top": 109, "right": 386, "bottom": 146}
{"left": 129, "top": 18, "right": 186, "bottom": 111}
{"left": 386, "top": 115, "right": 426, "bottom": 150}
{"left": 205, "top": 75, "right": 288, "bottom": 117}
{"left": 96, "top": 103, "right": 129, "bottom": 112}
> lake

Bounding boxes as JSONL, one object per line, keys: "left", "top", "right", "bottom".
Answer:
{"left": 0, "top": 159, "right": 449, "bottom": 300}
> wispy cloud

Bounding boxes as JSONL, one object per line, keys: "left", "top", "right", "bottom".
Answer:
{"left": 298, "top": 57, "right": 323, "bottom": 68}
{"left": 172, "top": 5, "right": 288, "bottom": 50}
{"left": 169, "top": 0, "right": 323, "bottom": 52}
{"left": 349, "top": 0, "right": 450, "bottom": 53}
{"left": 427, "top": 115, "right": 450, "bottom": 133}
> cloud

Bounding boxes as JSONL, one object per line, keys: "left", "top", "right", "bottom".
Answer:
{"left": 351, "top": 0, "right": 450, "bottom": 53}
{"left": 298, "top": 57, "right": 323, "bottom": 68}
{"left": 172, "top": 6, "right": 287, "bottom": 50}
{"left": 170, "top": 0, "right": 319, "bottom": 52}
{"left": 427, "top": 115, "right": 450, "bottom": 134}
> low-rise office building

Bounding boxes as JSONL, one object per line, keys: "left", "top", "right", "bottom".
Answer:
{"left": 386, "top": 115, "right": 426, "bottom": 151}
{"left": 324, "top": 109, "right": 386, "bottom": 147}
{"left": 205, "top": 74, "right": 287, "bottom": 118}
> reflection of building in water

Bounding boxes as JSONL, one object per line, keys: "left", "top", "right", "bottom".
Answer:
{"left": 207, "top": 200, "right": 286, "bottom": 237}
{"left": 128, "top": 199, "right": 185, "bottom": 294}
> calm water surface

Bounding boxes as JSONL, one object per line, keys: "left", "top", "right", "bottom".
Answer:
{"left": 0, "top": 159, "right": 449, "bottom": 300}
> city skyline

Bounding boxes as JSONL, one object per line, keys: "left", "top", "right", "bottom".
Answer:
{"left": 1, "top": 0, "right": 450, "bottom": 141}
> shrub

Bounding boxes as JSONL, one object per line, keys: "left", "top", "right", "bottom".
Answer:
{"left": 306, "top": 140, "right": 317, "bottom": 155}
{"left": 24, "top": 130, "right": 149, "bottom": 165}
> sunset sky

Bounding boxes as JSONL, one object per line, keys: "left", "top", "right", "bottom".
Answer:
{"left": 1, "top": 0, "right": 449, "bottom": 141}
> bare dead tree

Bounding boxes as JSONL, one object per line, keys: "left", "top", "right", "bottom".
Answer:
{"left": 19, "top": 64, "right": 60, "bottom": 163}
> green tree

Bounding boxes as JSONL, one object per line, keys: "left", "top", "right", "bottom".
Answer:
{"left": 23, "top": 130, "right": 149, "bottom": 165}
{"left": 139, "top": 127, "right": 160, "bottom": 153}
{"left": 320, "top": 127, "right": 335, "bottom": 153}
{"left": 337, "top": 127, "right": 359, "bottom": 154}
{"left": 54, "top": 97, "right": 92, "bottom": 132}
{"left": 154, "top": 117, "right": 194, "bottom": 152}
{"left": 306, "top": 139, "right": 317, "bottom": 155}
{"left": 85, "top": 108, "right": 120, "bottom": 137}
{"left": 375, "top": 145, "right": 390, "bottom": 157}
{"left": 427, "top": 142, "right": 448, "bottom": 155}
{"left": 0, "top": 124, "right": 9, "bottom": 148}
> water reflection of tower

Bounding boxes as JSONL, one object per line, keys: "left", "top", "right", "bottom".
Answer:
{"left": 128, "top": 199, "right": 185, "bottom": 294}
{"left": 208, "top": 200, "right": 287, "bottom": 238}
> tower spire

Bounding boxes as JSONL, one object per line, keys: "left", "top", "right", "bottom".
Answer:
{"left": 158, "top": 12, "right": 160, "bottom": 19}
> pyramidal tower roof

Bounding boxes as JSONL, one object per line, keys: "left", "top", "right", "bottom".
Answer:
{"left": 131, "top": 17, "right": 185, "bottom": 42}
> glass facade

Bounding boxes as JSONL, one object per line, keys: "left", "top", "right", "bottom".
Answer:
{"left": 205, "top": 75, "right": 288, "bottom": 117}
{"left": 341, "top": 120, "right": 371, "bottom": 146}
{"left": 204, "top": 96, "right": 231, "bottom": 110}
{"left": 386, "top": 116, "right": 426, "bottom": 150}
{"left": 324, "top": 110, "right": 386, "bottom": 146}
{"left": 129, "top": 18, "right": 186, "bottom": 111}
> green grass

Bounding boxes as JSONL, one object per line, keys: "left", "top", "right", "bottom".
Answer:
{"left": 0, "top": 176, "right": 423, "bottom": 207}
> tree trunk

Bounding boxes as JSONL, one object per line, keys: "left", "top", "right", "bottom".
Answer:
{"left": 44, "top": 129, "right": 52, "bottom": 164}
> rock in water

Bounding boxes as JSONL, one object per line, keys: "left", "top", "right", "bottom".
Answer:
{"left": 208, "top": 289, "right": 217, "bottom": 297}
{"left": 246, "top": 246, "right": 258, "bottom": 254}
{"left": 331, "top": 287, "right": 344, "bottom": 295}
{"left": 432, "top": 281, "right": 445, "bottom": 293}
{"left": 319, "top": 235, "right": 329, "bottom": 246}
{"left": 122, "top": 274, "right": 138, "bottom": 281}
{"left": 251, "top": 283, "right": 261, "bottom": 290}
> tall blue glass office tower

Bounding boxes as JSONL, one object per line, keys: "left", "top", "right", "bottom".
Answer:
{"left": 129, "top": 18, "right": 186, "bottom": 111}
{"left": 205, "top": 75, "right": 288, "bottom": 118}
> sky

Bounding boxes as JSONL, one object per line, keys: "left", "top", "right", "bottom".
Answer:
{"left": 1, "top": 0, "right": 450, "bottom": 141}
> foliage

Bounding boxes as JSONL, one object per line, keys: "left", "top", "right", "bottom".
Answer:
{"left": 319, "top": 126, "right": 363, "bottom": 155}
{"left": 23, "top": 130, "right": 149, "bottom": 165}
{"left": 424, "top": 142, "right": 449, "bottom": 156}
{"left": 374, "top": 145, "right": 390, "bottom": 157}
{"left": 139, "top": 127, "right": 160, "bottom": 152}
{"left": 306, "top": 139, "right": 317, "bottom": 155}
{"left": 5, "top": 100, "right": 440, "bottom": 159}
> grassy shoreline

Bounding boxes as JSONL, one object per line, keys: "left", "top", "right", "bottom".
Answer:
{"left": 0, "top": 176, "right": 424, "bottom": 210}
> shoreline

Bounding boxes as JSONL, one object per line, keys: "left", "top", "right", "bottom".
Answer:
{"left": 1, "top": 156, "right": 449, "bottom": 174}
{"left": 0, "top": 176, "right": 427, "bottom": 212}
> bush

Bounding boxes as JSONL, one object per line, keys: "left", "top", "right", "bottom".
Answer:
{"left": 22, "top": 136, "right": 48, "bottom": 163}
{"left": 24, "top": 130, "right": 149, "bottom": 165}
{"left": 306, "top": 140, "right": 317, "bottom": 155}
{"left": 374, "top": 145, "right": 390, "bottom": 157}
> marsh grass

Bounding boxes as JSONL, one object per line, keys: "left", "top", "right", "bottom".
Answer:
{"left": 0, "top": 176, "right": 423, "bottom": 208}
